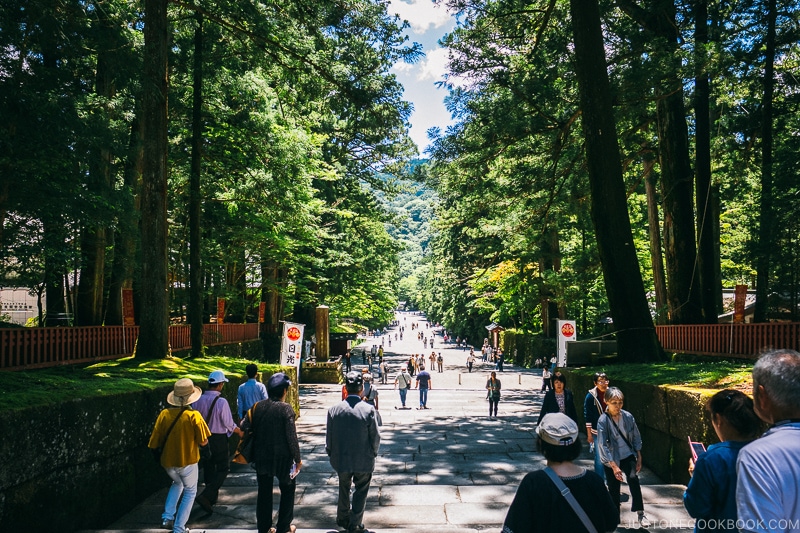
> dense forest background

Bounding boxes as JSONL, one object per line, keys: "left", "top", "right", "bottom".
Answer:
{"left": 2, "top": 0, "right": 799, "bottom": 362}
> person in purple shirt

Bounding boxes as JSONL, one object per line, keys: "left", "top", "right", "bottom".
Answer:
{"left": 237, "top": 363, "right": 268, "bottom": 420}
{"left": 414, "top": 365, "right": 432, "bottom": 409}
{"left": 193, "top": 370, "right": 243, "bottom": 514}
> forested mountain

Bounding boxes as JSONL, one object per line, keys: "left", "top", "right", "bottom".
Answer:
{"left": 379, "top": 159, "right": 437, "bottom": 310}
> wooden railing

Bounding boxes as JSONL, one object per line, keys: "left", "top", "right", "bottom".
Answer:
{"left": 656, "top": 322, "right": 800, "bottom": 359}
{"left": 0, "top": 323, "right": 264, "bottom": 371}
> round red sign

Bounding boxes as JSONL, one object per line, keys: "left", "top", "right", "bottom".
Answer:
{"left": 561, "top": 323, "right": 575, "bottom": 337}
{"left": 287, "top": 327, "right": 302, "bottom": 341}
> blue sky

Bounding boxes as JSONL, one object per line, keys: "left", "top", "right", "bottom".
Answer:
{"left": 388, "top": 0, "right": 457, "bottom": 155}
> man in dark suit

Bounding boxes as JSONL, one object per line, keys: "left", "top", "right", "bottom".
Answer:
{"left": 326, "top": 371, "right": 381, "bottom": 533}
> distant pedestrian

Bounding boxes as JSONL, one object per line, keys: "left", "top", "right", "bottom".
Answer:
{"left": 379, "top": 360, "right": 388, "bottom": 384}
{"left": 466, "top": 351, "right": 476, "bottom": 373}
{"left": 194, "top": 370, "right": 244, "bottom": 514}
{"left": 429, "top": 351, "right": 436, "bottom": 370}
{"left": 486, "top": 371, "right": 501, "bottom": 419}
{"left": 415, "top": 365, "right": 432, "bottom": 409}
{"left": 394, "top": 366, "right": 412, "bottom": 408}
{"left": 344, "top": 351, "right": 352, "bottom": 373}
{"left": 238, "top": 363, "right": 268, "bottom": 420}
{"left": 148, "top": 378, "right": 211, "bottom": 533}
{"left": 437, "top": 352, "right": 443, "bottom": 373}
{"left": 541, "top": 366, "right": 552, "bottom": 392}
{"left": 244, "top": 372, "right": 302, "bottom": 533}
{"left": 496, "top": 349, "right": 504, "bottom": 372}
{"left": 327, "top": 372, "right": 381, "bottom": 533}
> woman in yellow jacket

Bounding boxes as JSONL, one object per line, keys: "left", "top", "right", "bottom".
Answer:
{"left": 149, "top": 378, "right": 211, "bottom": 533}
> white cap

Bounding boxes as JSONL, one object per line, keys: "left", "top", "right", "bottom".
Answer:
{"left": 537, "top": 413, "right": 579, "bottom": 446}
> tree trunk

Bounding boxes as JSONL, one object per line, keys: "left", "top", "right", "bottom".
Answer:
{"left": 754, "top": 0, "right": 776, "bottom": 322}
{"left": 569, "top": 0, "right": 664, "bottom": 362}
{"left": 136, "top": 0, "right": 170, "bottom": 358}
{"left": 189, "top": 12, "right": 204, "bottom": 357}
{"left": 106, "top": 114, "right": 143, "bottom": 325}
{"left": 539, "top": 225, "right": 561, "bottom": 337}
{"left": 618, "top": 0, "right": 704, "bottom": 324}
{"left": 694, "top": 0, "right": 719, "bottom": 324}
{"left": 645, "top": 166, "right": 668, "bottom": 325}
{"left": 43, "top": 219, "right": 68, "bottom": 326}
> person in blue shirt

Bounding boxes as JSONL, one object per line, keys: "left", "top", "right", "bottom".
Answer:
{"left": 238, "top": 364, "right": 268, "bottom": 420}
{"left": 683, "top": 389, "right": 761, "bottom": 532}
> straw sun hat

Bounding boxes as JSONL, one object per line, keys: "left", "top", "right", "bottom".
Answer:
{"left": 167, "top": 378, "right": 202, "bottom": 406}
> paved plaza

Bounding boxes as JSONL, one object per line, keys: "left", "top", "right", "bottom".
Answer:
{"left": 83, "top": 312, "right": 694, "bottom": 533}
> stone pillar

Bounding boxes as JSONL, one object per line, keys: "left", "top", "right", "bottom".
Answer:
{"left": 315, "top": 305, "right": 330, "bottom": 362}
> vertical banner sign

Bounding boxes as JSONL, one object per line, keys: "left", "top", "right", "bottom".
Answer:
{"left": 733, "top": 284, "right": 748, "bottom": 323}
{"left": 281, "top": 322, "right": 305, "bottom": 367}
{"left": 216, "top": 298, "right": 226, "bottom": 324}
{"left": 121, "top": 289, "right": 135, "bottom": 326}
{"left": 557, "top": 320, "right": 577, "bottom": 367}
{"left": 258, "top": 301, "right": 266, "bottom": 323}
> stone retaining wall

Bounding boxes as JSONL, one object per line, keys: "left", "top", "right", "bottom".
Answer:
{"left": 0, "top": 359, "right": 297, "bottom": 533}
{"left": 563, "top": 370, "right": 717, "bottom": 484}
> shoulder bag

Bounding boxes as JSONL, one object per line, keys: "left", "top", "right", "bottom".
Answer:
{"left": 232, "top": 400, "right": 261, "bottom": 465}
{"left": 543, "top": 467, "right": 598, "bottom": 533}
{"left": 152, "top": 407, "right": 186, "bottom": 464}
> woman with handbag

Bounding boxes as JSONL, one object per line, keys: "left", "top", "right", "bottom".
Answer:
{"left": 597, "top": 387, "right": 650, "bottom": 528}
{"left": 502, "top": 413, "right": 618, "bottom": 532}
{"left": 148, "top": 378, "right": 211, "bottom": 533}
{"left": 242, "top": 372, "right": 302, "bottom": 533}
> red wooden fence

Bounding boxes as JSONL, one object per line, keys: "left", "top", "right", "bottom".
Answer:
{"left": 0, "top": 323, "right": 266, "bottom": 371}
{"left": 655, "top": 322, "right": 800, "bottom": 359}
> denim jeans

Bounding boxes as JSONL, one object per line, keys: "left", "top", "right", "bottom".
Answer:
{"left": 593, "top": 438, "right": 606, "bottom": 481}
{"left": 162, "top": 462, "right": 198, "bottom": 533}
{"left": 398, "top": 388, "right": 407, "bottom": 406}
{"left": 419, "top": 388, "right": 428, "bottom": 407}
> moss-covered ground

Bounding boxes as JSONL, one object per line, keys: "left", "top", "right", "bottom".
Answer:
{"left": 569, "top": 360, "right": 753, "bottom": 393}
{"left": 0, "top": 355, "right": 282, "bottom": 411}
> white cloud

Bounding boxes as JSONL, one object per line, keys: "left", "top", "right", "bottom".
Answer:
{"left": 417, "top": 47, "right": 449, "bottom": 81}
{"left": 389, "top": 0, "right": 452, "bottom": 33}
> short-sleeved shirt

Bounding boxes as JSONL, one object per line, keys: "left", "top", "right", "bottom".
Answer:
{"left": 148, "top": 408, "right": 211, "bottom": 468}
{"left": 416, "top": 371, "right": 431, "bottom": 389}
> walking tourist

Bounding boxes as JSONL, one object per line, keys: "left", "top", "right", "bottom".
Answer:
{"left": 415, "top": 365, "right": 432, "bottom": 409}
{"left": 583, "top": 372, "right": 608, "bottom": 481}
{"left": 194, "top": 370, "right": 244, "bottom": 514}
{"left": 326, "top": 371, "right": 381, "bottom": 533}
{"left": 148, "top": 378, "right": 211, "bottom": 533}
{"left": 237, "top": 364, "right": 268, "bottom": 420}
{"left": 466, "top": 351, "right": 476, "bottom": 373}
{"left": 394, "top": 366, "right": 412, "bottom": 408}
{"left": 486, "top": 371, "right": 501, "bottom": 419}
{"left": 735, "top": 349, "right": 800, "bottom": 533}
{"left": 502, "top": 412, "right": 618, "bottom": 532}
{"left": 597, "top": 387, "right": 650, "bottom": 528}
{"left": 537, "top": 371, "right": 578, "bottom": 424}
{"left": 243, "top": 372, "right": 302, "bottom": 533}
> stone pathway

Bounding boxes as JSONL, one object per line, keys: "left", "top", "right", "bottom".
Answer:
{"left": 81, "top": 312, "right": 693, "bottom": 532}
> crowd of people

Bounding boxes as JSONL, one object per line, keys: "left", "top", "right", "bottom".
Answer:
{"left": 147, "top": 310, "right": 800, "bottom": 533}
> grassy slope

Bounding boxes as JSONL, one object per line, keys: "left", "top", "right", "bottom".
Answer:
{"left": 569, "top": 361, "right": 753, "bottom": 393}
{"left": 0, "top": 355, "right": 282, "bottom": 411}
